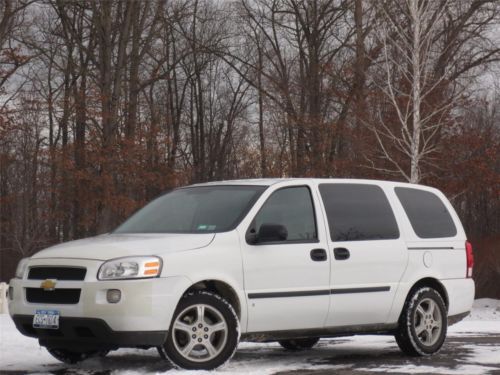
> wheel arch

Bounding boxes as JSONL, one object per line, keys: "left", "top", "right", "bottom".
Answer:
{"left": 180, "top": 279, "right": 242, "bottom": 320}
{"left": 406, "top": 277, "right": 449, "bottom": 310}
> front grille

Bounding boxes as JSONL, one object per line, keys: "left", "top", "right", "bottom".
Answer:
{"left": 26, "top": 288, "right": 81, "bottom": 304}
{"left": 28, "top": 267, "right": 86, "bottom": 281}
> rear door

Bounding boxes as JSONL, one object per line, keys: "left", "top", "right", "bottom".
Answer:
{"left": 241, "top": 183, "right": 331, "bottom": 332}
{"left": 318, "top": 183, "right": 409, "bottom": 327}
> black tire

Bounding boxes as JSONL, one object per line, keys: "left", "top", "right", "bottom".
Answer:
{"left": 395, "top": 287, "right": 447, "bottom": 356}
{"left": 161, "top": 291, "right": 239, "bottom": 370}
{"left": 46, "top": 348, "right": 109, "bottom": 364}
{"left": 278, "top": 337, "right": 320, "bottom": 350}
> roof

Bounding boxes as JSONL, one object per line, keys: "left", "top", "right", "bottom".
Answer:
{"left": 190, "top": 178, "right": 288, "bottom": 187}
{"left": 189, "top": 178, "right": 431, "bottom": 190}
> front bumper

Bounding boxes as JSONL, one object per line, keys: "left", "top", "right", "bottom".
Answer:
{"left": 8, "top": 258, "right": 192, "bottom": 348}
{"left": 12, "top": 315, "right": 167, "bottom": 351}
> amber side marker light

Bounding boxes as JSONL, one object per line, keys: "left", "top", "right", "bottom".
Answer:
{"left": 144, "top": 261, "right": 160, "bottom": 276}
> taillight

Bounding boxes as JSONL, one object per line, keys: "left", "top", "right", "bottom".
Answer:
{"left": 466, "top": 240, "right": 474, "bottom": 278}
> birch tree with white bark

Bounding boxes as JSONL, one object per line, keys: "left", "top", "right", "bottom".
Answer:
{"left": 369, "top": 0, "right": 500, "bottom": 183}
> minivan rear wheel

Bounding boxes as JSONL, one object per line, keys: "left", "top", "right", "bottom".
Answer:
{"left": 161, "top": 291, "right": 239, "bottom": 370}
{"left": 395, "top": 287, "right": 447, "bottom": 356}
{"left": 278, "top": 337, "right": 320, "bottom": 350}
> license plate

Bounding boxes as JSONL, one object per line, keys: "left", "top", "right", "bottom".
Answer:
{"left": 33, "top": 309, "right": 60, "bottom": 329}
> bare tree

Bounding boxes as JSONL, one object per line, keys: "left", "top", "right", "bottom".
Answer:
{"left": 0, "top": 0, "right": 35, "bottom": 99}
{"left": 369, "top": 0, "right": 500, "bottom": 183}
{"left": 223, "top": 0, "right": 355, "bottom": 176}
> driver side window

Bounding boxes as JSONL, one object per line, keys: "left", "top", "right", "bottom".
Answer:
{"left": 253, "top": 186, "right": 317, "bottom": 242}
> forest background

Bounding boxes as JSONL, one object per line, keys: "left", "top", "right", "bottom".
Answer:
{"left": 1, "top": 0, "right": 499, "bottom": 297}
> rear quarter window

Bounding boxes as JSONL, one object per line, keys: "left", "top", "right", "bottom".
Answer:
{"left": 395, "top": 187, "right": 457, "bottom": 238}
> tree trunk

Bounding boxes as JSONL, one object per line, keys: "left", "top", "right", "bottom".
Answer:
{"left": 410, "top": 0, "right": 421, "bottom": 184}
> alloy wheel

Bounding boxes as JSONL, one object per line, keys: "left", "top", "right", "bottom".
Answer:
{"left": 413, "top": 297, "right": 443, "bottom": 346}
{"left": 171, "top": 303, "right": 228, "bottom": 363}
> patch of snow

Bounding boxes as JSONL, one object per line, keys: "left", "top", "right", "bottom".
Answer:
{"left": 449, "top": 320, "right": 500, "bottom": 335}
{"left": 465, "top": 298, "right": 500, "bottom": 321}
{"left": 448, "top": 298, "right": 500, "bottom": 336}
{"left": 357, "top": 364, "right": 498, "bottom": 374}
{"left": 0, "top": 313, "right": 60, "bottom": 372}
{"left": 461, "top": 345, "right": 500, "bottom": 365}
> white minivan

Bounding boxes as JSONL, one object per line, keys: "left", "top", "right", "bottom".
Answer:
{"left": 8, "top": 179, "right": 475, "bottom": 370}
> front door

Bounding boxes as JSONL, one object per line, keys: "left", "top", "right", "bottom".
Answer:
{"left": 241, "top": 184, "right": 331, "bottom": 333}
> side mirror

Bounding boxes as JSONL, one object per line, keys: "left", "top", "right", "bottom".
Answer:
{"left": 246, "top": 228, "right": 259, "bottom": 244}
{"left": 247, "top": 223, "right": 288, "bottom": 244}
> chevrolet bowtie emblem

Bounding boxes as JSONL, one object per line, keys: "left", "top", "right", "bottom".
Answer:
{"left": 40, "top": 279, "right": 57, "bottom": 291}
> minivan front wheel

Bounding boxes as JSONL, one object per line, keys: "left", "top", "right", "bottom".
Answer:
{"left": 162, "top": 291, "right": 239, "bottom": 370}
{"left": 395, "top": 287, "right": 447, "bottom": 356}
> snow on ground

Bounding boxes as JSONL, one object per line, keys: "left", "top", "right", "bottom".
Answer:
{"left": 464, "top": 298, "right": 500, "bottom": 320}
{"left": 448, "top": 298, "right": 500, "bottom": 337}
{"left": 1, "top": 299, "right": 499, "bottom": 374}
{"left": 355, "top": 364, "right": 499, "bottom": 375}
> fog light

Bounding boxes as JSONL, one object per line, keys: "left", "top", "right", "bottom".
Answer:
{"left": 106, "top": 289, "right": 121, "bottom": 304}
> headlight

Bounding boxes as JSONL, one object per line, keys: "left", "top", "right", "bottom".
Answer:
{"left": 97, "top": 256, "right": 162, "bottom": 280}
{"left": 15, "top": 258, "right": 30, "bottom": 279}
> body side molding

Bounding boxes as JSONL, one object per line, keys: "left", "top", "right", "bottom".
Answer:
{"left": 248, "top": 286, "right": 391, "bottom": 299}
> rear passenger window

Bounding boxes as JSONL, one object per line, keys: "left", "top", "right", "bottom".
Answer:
{"left": 319, "top": 184, "right": 399, "bottom": 242}
{"left": 395, "top": 187, "right": 457, "bottom": 238}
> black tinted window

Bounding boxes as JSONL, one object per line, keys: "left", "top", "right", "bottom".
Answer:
{"left": 253, "top": 187, "right": 317, "bottom": 242}
{"left": 115, "top": 185, "right": 266, "bottom": 233}
{"left": 395, "top": 187, "right": 457, "bottom": 238}
{"left": 319, "top": 184, "right": 399, "bottom": 241}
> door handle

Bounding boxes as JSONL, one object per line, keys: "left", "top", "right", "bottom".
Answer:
{"left": 310, "top": 248, "right": 327, "bottom": 262}
{"left": 334, "top": 247, "right": 350, "bottom": 260}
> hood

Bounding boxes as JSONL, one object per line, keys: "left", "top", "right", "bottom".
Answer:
{"left": 32, "top": 233, "right": 215, "bottom": 260}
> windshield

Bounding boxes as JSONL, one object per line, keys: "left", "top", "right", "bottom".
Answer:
{"left": 114, "top": 185, "right": 267, "bottom": 234}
